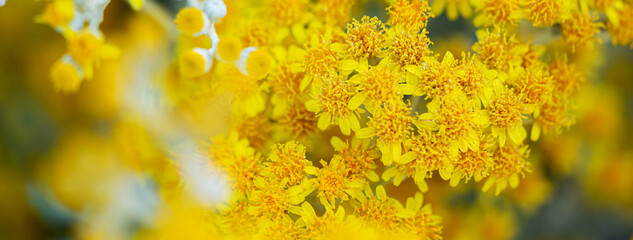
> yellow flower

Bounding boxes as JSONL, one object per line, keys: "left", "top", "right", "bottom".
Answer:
{"left": 607, "top": 4, "right": 633, "bottom": 47}
{"left": 472, "top": 28, "right": 526, "bottom": 77}
{"left": 400, "top": 192, "right": 443, "bottom": 240}
{"left": 305, "top": 156, "right": 364, "bottom": 208}
{"left": 216, "top": 35, "right": 243, "bottom": 62}
{"left": 314, "top": 0, "right": 356, "bottom": 26}
{"left": 50, "top": 58, "right": 82, "bottom": 94}
{"left": 174, "top": 7, "right": 209, "bottom": 36}
{"left": 387, "top": 0, "right": 434, "bottom": 30}
{"left": 347, "top": 59, "right": 412, "bottom": 111}
{"left": 482, "top": 143, "right": 531, "bottom": 195}
{"left": 38, "top": 0, "right": 74, "bottom": 27}
{"left": 235, "top": 47, "right": 274, "bottom": 80}
{"left": 222, "top": 66, "right": 267, "bottom": 117}
{"left": 255, "top": 215, "right": 306, "bottom": 239}
{"left": 356, "top": 101, "right": 413, "bottom": 166}
{"left": 530, "top": 96, "right": 570, "bottom": 141}
{"left": 264, "top": 141, "right": 312, "bottom": 187}
{"left": 548, "top": 54, "right": 585, "bottom": 98}
{"left": 418, "top": 90, "right": 489, "bottom": 152}
{"left": 488, "top": 83, "right": 532, "bottom": 147}
{"left": 561, "top": 12, "right": 603, "bottom": 52}
{"left": 354, "top": 185, "right": 404, "bottom": 231}
{"left": 278, "top": 102, "right": 318, "bottom": 139}
{"left": 248, "top": 177, "right": 310, "bottom": 220}
{"left": 179, "top": 48, "right": 212, "bottom": 77}
{"left": 451, "top": 131, "right": 493, "bottom": 185}
{"left": 457, "top": 52, "right": 496, "bottom": 105}
{"left": 330, "top": 136, "right": 379, "bottom": 182}
{"left": 512, "top": 65, "right": 554, "bottom": 107}
{"left": 295, "top": 202, "right": 346, "bottom": 239}
{"left": 525, "top": 0, "right": 570, "bottom": 26}
{"left": 306, "top": 76, "right": 361, "bottom": 136}
{"left": 472, "top": 0, "right": 524, "bottom": 27}
{"left": 265, "top": 0, "right": 308, "bottom": 27}
{"left": 383, "top": 127, "right": 455, "bottom": 191}
{"left": 387, "top": 27, "right": 433, "bottom": 67}
{"left": 343, "top": 16, "right": 386, "bottom": 59}
{"left": 235, "top": 113, "right": 271, "bottom": 149}
{"left": 302, "top": 29, "right": 340, "bottom": 81}
{"left": 408, "top": 51, "right": 461, "bottom": 100}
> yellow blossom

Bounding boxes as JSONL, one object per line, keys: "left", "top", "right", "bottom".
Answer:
{"left": 264, "top": 141, "right": 312, "bottom": 187}
{"left": 488, "top": 85, "right": 532, "bottom": 146}
{"left": 344, "top": 16, "right": 386, "bottom": 59}
{"left": 483, "top": 143, "right": 531, "bottom": 195}
{"left": 306, "top": 76, "right": 361, "bottom": 136}
{"left": 305, "top": 157, "right": 364, "bottom": 208}
{"left": 561, "top": 12, "right": 603, "bottom": 52}
{"left": 432, "top": 0, "right": 474, "bottom": 20}
{"left": 387, "top": 0, "right": 433, "bottom": 30}
{"left": 356, "top": 101, "right": 413, "bottom": 166}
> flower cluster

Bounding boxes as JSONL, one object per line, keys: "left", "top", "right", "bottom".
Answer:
{"left": 31, "top": 0, "right": 633, "bottom": 238}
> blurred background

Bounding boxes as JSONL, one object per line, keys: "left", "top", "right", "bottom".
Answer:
{"left": 1, "top": 0, "right": 633, "bottom": 239}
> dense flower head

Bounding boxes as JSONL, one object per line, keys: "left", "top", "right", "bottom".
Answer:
{"left": 355, "top": 63, "right": 403, "bottom": 106}
{"left": 354, "top": 186, "right": 402, "bottom": 230}
{"left": 512, "top": 65, "right": 554, "bottom": 106}
{"left": 388, "top": 28, "right": 433, "bottom": 66}
{"left": 476, "top": 0, "right": 522, "bottom": 26}
{"left": 561, "top": 13, "right": 603, "bottom": 52}
{"left": 607, "top": 4, "right": 633, "bottom": 47}
{"left": 387, "top": 0, "right": 433, "bottom": 30}
{"left": 345, "top": 16, "right": 386, "bottom": 59}
{"left": 265, "top": 141, "right": 312, "bottom": 186}
{"left": 414, "top": 52, "right": 460, "bottom": 99}
{"left": 368, "top": 101, "right": 413, "bottom": 143}
{"left": 454, "top": 132, "right": 493, "bottom": 184}
{"left": 525, "top": 0, "right": 568, "bottom": 26}
{"left": 472, "top": 28, "right": 525, "bottom": 73}
{"left": 304, "top": 36, "right": 339, "bottom": 79}
{"left": 548, "top": 54, "right": 585, "bottom": 97}
{"left": 484, "top": 144, "right": 532, "bottom": 195}
{"left": 407, "top": 127, "right": 455, "bottom": 177}
{"left": 279, "top": 103, "right": 317, "bottom": 139}
{"left": 266, "top": 0, "right": 307, "bottom": 26}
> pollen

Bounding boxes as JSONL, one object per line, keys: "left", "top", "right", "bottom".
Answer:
{"left": 489, "top": 91, "right": 526, "bottom": 129}
{"left": 216, "top": 36, "right": 243, "bottom": 62}
{"left": 266, "top": 141, "right": 312, "bottom": 186}
{"left": 245, "top": 48, "right": 273, "bottom": 80}
{"left": 267, "top": 0, "right": 307, "bottom": 26}
{"left": 50, "top": 60, "right": 82, "bottom": 94}
{"left": 174, "top": 7, "right": 206, "bottom": 35}
{"left": 416, "top": 52, "right": 460, "bottom": 99}
{"left": 345, "top": 16, "right": 386, "bottom": 59}
{"left": 387, "top": 0, "right": 433, "bottom": 30}
{"left": 371, "top": 102, "right": 413, "bottom": 143}
{"left": 359, "top": 65, "right": 402, "bottom": 105}
{"left": 561, "top": 13, "right": 602, "bottom": 52}
{"left": 67, "top": 31, "right": 100, "bottom": 65}
{"left": 389, "top": 28, "right": 433, "bottom": 67}
{"left": 526, "top": 0, "right": 564, "bottom": 26}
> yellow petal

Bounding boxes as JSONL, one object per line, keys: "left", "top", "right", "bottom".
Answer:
{"left": 450, "top": 170, "right": 461, "bottom": 187}
{"left": 376, "top": 185, "right": 387, "bottom": 200}
{"left": 339, "top": 117, "right": 351, "bottom": 136}
{"left": 531, "top": 123, "right": 541, "bottom": 142}
{"left": 330, "top": 136, "right": 346, "bottom": 151}
{"left": 355, "top": 127, "right": 375, "bottom": 138}
{"left": 348, "top": 92, "right": 367, "bottom": 110}
{"left": 317, "top": 113, "right": 331, "bottom": 130}
{"left": 395, "top": 151, "right": 416, "bottom": 164}
{"left": 509, "top": 174, "right": 520, "bottom": 188}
